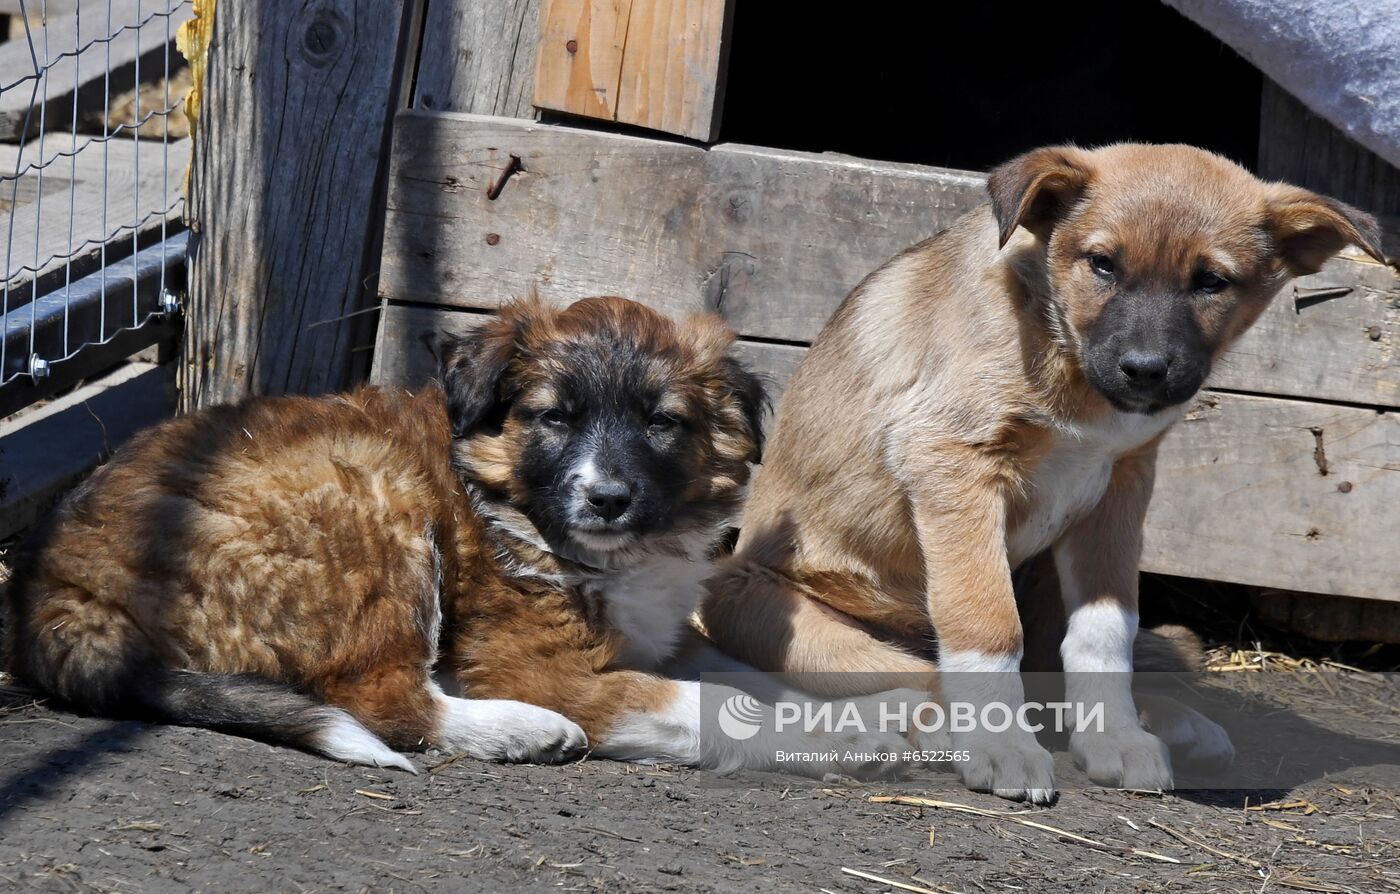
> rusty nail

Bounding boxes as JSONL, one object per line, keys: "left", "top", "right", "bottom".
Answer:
{"left": 485, "top": 233, "right": 500, "bottom": 246}
{"left": 566, "top": 39, "right": 578, "bottom": 54}
{"left": 1368, "top": 325, "right": 1383, "bottom": 341}
{"left": 1293, "top": 285, "right": 1352, "bottom": 313}
{"left": 1337, "top": 481, "right": 1353, "bottom": 493}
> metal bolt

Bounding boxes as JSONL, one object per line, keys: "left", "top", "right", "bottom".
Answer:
{"left": 27, "top": 354, "right": 50, "bottom": 378}
{"left": 159, "top": 288, "right": 181, "bottom": 314}
{"left": 485, "top": 233, "right": 500, "bottom": 246}
{"left": 565, "top": 39, "right": 578, "bottom": 54}
{"left": 1338, "top": 481, "right": 1354, "bottom": 494}
{"left": 1368, "top": 325, "right": 1383, "bottom": 341}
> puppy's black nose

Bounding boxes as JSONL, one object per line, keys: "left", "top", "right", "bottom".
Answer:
{"left": 1119, "top": 350, "right": 1169, "bottom": 387}
{"left": 584, "top": 480, "right": 632, "bottom": 521}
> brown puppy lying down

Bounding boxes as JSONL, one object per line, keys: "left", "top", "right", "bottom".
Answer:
{"left": 702, "top": 144, "right": 1385, "bottom": 803}
{"left": 5, "top": 296, "right": 909, "bottom": 777}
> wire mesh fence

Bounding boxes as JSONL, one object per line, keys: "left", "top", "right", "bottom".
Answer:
{"left": 0, "top": 0, "right": 192, "bottom": 410}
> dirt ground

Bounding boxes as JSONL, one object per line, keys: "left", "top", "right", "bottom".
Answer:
{"left": 1, "top": 666, "right": 1397, "bottom": 894}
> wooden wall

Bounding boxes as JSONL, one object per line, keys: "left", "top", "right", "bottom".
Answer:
{"left": 371, "top": 1, "right": 1400, "bottom": 604}
{"left": 182, "top": 0, "right": 424, "bottom": 408}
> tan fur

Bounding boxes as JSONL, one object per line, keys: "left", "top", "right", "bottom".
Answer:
{"left": 701, "top": 144, "right": 1381, "bottom": 795}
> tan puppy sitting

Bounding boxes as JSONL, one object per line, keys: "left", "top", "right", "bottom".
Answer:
{"left": 702, "top": 144, "right": 1385, "bottom": 803}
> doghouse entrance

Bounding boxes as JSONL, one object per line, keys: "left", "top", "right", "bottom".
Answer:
{"left": 719, "top": 0, "right": 1263, "bottom": 172}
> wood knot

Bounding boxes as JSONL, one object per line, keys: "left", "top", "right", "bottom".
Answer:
{"left": 301, "top": 9, "right": 348, "bottom": 68}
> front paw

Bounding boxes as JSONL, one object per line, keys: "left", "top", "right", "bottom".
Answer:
{"left": 438, "top": 698, "right": 589, "bottom": 764}
{"left": 1070, "top": 726, "right": 1173, "bottom": 791}
{"left": 954, "top": 728, "right": 1056, "bottom": 804}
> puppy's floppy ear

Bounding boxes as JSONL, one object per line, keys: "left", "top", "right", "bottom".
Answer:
{"left": 719, "top": 355, "right": 770, "bottom": 464}
{"left": 986, "top": 145, "right": 1092, "bottom": 248}
{"left": 438, "top": 300, "right": 541, "bottom": 437}
{"left": 683, "top": 312, "right": 770, "bottom": 464}
{"left": 1265, "top": 185, "right": 1386, "bottom": 276}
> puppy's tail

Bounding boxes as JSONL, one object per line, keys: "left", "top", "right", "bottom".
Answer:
{"left": 1134, "top": 624, "right": 1208, "bottom": 673}
{"left": 7, "top": 576, "right": 415, "bottom": 773}
{"left": 131, "top": 670, "right": 416, "bottom": 773}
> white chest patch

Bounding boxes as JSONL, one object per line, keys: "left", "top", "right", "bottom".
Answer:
{"left": 583, "top": 550, "right": 714, "bottom": 671}
{"left": 1007, "top": 408, "right": 1181, "bottom": 566}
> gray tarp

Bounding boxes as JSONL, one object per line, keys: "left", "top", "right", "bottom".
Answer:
{"left": 1163, "top": 0, "right": 1400, "bottom": 169}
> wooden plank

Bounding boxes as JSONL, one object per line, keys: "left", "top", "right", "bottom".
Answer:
{"left": 533, "top": 0, "right": 630, "bottom": 122}
{"left": 371, "top": 300, "right": 805, "bottom": 392}
{"left": 380, "top": 111, "right": 1399, "bottom": 407}
{"left": 182, "top": 0, "right": 420, "bottom": 408}
{"left": 1229, "top": 252, "right": 1399, "bottom": 409}
{"left": 412, "top": 0, "right": 543, "bottom": 117}
{"left": 379, "top": 111, "right": 985, "bottom": 336}
{"left": 0, "top": 0, "right": 192, "bottom": 142}
{"left": 1142, "top": 391, "right": 1399, "bottom": 603}
{"left": 0, "top": 361, "right": 174, "bottom": 538}
{"left": 613, "top": 0, "right": 733, "bottom": 141}
{"left": 0, "top": 136, "right": 188, "bottom": 304}
{"left": 533, "top": 0, "right": 733, "bottom": 141}
{"left": 375, "top": 303, "right": 1399, "bottom": 602}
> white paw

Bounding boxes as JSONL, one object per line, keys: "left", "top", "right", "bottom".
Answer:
{"left": 954, "top": 727, "right": 1056, "bottom": 804}
{"left": 1070, "top": 726, "right": 1173, "bottom": 791}
{"left": 436, "top": 696, "right": 588, "bottom": 764}
{"left": 1140, "top": 698, "right": 1234, "bottom": 772}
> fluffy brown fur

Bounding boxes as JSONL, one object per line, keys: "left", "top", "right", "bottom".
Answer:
{"left": 3, "top": 296, "right": 772, "bottom": 773}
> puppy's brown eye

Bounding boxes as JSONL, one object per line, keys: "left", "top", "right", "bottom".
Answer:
{"left": 1196, "top": 271, "right": 1230, "bottom": 294}
{"left": 1088, "top": 254, "right": 1116, "bottom": 278}
{"left": 648, "top": 412, "right": 679, "bottom": 431}
{"left": 539, "top": 409, "right": 569, "bottom": 428}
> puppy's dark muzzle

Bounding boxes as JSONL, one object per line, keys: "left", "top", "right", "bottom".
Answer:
{"left": 584, "top": 480, "right": 633, "bottom": 522}
{"left": 1084, "top": 292, "right": 1211, "bottom": 413}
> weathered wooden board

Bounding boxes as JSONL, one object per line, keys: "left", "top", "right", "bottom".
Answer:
{"left": 534, "top": 0, "right": 733, "bottom": 141}
{"left": 380, "top": 111, "right": 985, "bottom": 333}
{"left": 182, "top": 0, "right": 419, "bottom": 408}
{"left": 0, "top": 360, "right": 174, "bottom": 538}
{"left": 1143, "top": 390, "right": 1399, "bottom": 603}
{"left": 412, "top": 0, "right": 543, "bottom": 117}
{"left": 381, "top": 112, "right": 1400, "bottom": 409}
{"left": 370, "top": 300, "right": 806, "bottom": 393}
{"left": 0, "top": 0, "right": 192, "bottom": 142}
{"left": 1228, "top": 253, "right": 1399, "bottom": 409}
{"left": 374, "top": 303, "right": 1398, "bottom": 602}
{"left": 0, "top": 136, "right": 188, "bottom": 304}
